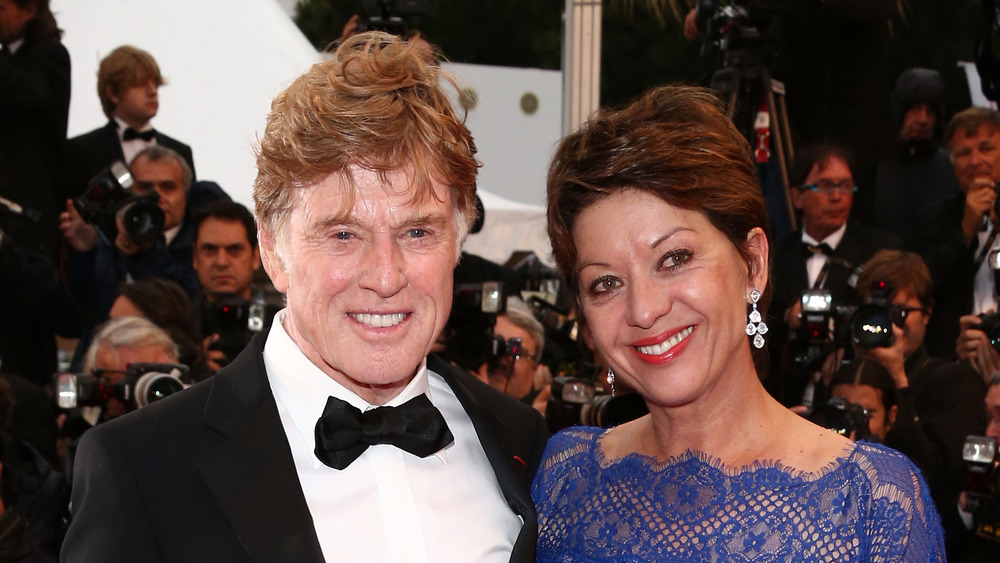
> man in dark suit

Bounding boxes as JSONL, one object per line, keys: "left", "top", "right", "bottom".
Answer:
{"left": 62, "top": 32, "right": 548, "bottom": 563}
{"left": 67, "top": 45, "right": 194, "bottom": 199}
{"left": 0, "top": 0, "right": 69, "bottom": 261}
{"left": 914, "top": 107, "right": 1000, "bottom": 370}
{"left": 767, "top": 144, "right": 900, "bottom": 406}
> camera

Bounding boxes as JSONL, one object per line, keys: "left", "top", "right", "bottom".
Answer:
{"left": 360, "top": 0, "right": 428, "bottom": 37}
{"left": 73, "top": 161, "right": 165, "bottom": 245}
{"left": 809, "top": 396, "right": 875, "bottom": 441}
{"left": 545, "top": 372, "right": 648, "bottom": 433}
{"left": 793, "top": 289, "right": 851, "bottom": 372}
{"left": 962, "top": 435, "right": 1000, "bottom": 543}
{"left": 55, "top": 362, "right": 190, "bottom": 412}
{"left": 848, "top": 280, "right": 900, "bottom": 349}
{"left": 442, "top": 282, "right": 507, "bottom": 373}
{"left": 203, "top": 295, "right": 270, "bottom": 366}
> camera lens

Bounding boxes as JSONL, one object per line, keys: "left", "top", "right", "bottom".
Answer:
{"left": 849, "top": 304, "right": 894, "bottom": 348}
{"left": 121, "top": 200, "right": 165, "bottom": 244}
{"left": 133, "top": 372, "right": 184, "bottom": 407}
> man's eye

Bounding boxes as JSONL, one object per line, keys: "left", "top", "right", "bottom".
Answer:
{"left": 335, "top": 231, "right": 352, "bottom": 240}
{"left": 408, "top": 228, "right": 427, "bottom": 238}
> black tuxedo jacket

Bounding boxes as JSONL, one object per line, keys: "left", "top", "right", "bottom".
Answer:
{"left": 62, "top": 334, "right": 548, "bottom": 563}
{"left": 67, "top": 121, "right": 196, "bottom": 198}
{"left": 911, "top": 193, "right": 978, "bottom": 358}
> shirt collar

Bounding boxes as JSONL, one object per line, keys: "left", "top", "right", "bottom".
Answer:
{"left": 801, "top": 222, "right": 847, "bottom": 250}
{"left": 7, "top": 37, "right": 24, "bottom": 54}
{"left": 114, "top": 116, "right": 154, "bottom": 142}
{"left": 263, "top": 309, "right": 441, "bottom": 468}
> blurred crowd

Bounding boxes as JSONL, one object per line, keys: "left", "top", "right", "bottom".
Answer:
{"left": 0, "top": 0, "right": 999, "bottom": 561}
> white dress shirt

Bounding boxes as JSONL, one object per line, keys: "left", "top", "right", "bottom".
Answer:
{"left": 263, "top": 311, "right": 521, "bottom": 562}
{"left": 972, "top": 224, "right": 1000, "bottom": 315}
{"left": 802, "top": 223, "right": 847, "bottom": 289}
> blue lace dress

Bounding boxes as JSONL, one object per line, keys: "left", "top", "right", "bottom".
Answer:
{"left": 533, "top": 427, "right": 945, "bottom": 562}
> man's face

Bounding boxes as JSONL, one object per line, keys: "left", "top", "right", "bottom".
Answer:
{"left": 259, "top": 166, "right": 460, "bottom": 405}
{"left": 986, "top": 384, "right": 1000, "bottom": 441}
{"left": 900, "top": 103, "right": 936, "bottom": 142}
{"left": 950, "top": 124, "right": 1000, "bottom": 194}
{"left": 0, "top": 0, "right": 33, "bottom": 44}
{"left": 194, "top": 218, "right": 260, "bottom": 300}
{"left": 891, "top": 287, "right": 929, "bottom": 358}
{"left": 131, "top": 156, "right": 187, "bottom": 230}
{"left": 94, "top": 342, "right": 175, "bottom": 419}
{"left": 791, "top": 156, "right": 854, "bottom": 241}
{"left": 489, "top": 314, "right": 538, "bottom": 400}
{"left": 110, "top": 78, "right": 159, "bottom": 128}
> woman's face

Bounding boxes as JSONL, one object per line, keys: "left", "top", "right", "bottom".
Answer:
{"left": 573, "top": 189, "right": 767, "bottom": 409}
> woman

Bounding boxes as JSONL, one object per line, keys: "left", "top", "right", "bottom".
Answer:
{"left": 533, "top": 85, "right": 945, "bottom": 561}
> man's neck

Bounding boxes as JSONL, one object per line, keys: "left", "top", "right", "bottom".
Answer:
{"left": 803, "top": 223, "right": 845, "bottom": 243}
{"left": 114, "top": 114, "right": 151, "bottom": 131}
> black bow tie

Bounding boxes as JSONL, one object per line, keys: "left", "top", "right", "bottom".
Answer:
{"left": 314, "top": 394, "right": 454, "bottom": 470}
{"left": 802, "top": 242, "right": 834, "bottom": 258}
{"left": 123, "top": 127, "right": 155, "bottom": 142}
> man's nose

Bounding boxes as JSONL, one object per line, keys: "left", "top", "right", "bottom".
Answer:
{"left": 360, "top": 238, "right": 407, "bottom": 297}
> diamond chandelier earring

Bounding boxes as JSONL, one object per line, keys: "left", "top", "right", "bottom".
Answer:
{"left": 607, "top": 368, "right": 616, "bottom": 397}
{"left": 745, "top": 289, "right": 768, "bottom": 349}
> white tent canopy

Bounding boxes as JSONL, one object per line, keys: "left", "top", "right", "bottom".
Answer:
{"left": 54, "top": 0, "right": 554, "bottom": 265}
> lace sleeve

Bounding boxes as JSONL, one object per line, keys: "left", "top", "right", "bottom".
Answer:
{"left": 855, "top": 442, "right": 946, "bottom": 562}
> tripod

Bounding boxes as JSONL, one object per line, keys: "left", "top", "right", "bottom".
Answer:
{"left": 711, "top": 48, "right": 797, "bottom": 232}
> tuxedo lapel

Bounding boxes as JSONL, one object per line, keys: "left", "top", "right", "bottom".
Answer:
{"left": 100, "top": 121, "right": 126, "bottom": 164}
{"left": 429, "top": 356, "right": 537, "bottom": 562}
{"left": 198, "top": 335, "right": 325, "bottom": 563}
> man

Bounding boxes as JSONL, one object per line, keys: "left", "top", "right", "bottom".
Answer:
{"left": 486, "top": 297, "right": 548, "bottom": 408}
{"left": 913, "top": 107, "right": 1000, "bottom": 362}
{"left": 852, "top": 249, "right": 986, "bottom": 557}
{"left": 870, "top": 68, "right": 961, "bottom": 239}
{"left": 192, "top": 200, "right": 260, "bottom": 303}
{"left": 767, "top": 144, "right": 900, "bottom": 406}
{"left": 191, "top": 199, "right": 270, "bottom": 372}
{"left": 67, "top": 45, "right": 194, "bottom": 198}
{"left": 60, "top": 146, "right": 201, "bottom": 323}
{"left": 62, "top": 32, "right": 548, "bottom": 563}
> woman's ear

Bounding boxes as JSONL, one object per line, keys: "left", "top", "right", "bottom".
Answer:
{"left": 746, "top": 227, "right": 769, "bottom": 291}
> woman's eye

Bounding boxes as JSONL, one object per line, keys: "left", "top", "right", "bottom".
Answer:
{"left": 661, "top": 250, "right": 692, "bottom": 269}
{"left": 588, "top": 276, "right": 622, "bottom": 295}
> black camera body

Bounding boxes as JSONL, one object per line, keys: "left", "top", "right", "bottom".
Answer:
{"left": 848, "top": 280, "right": 898, "bottom": 349}
{"left": 55, "top": 362, "right": 189, "bottom": 412}
{"left": 809, "top": 396, "right": 875, "bottom": 442}
{"left": 794, "top": 289, "right": 853, "bottom": 372}
{"left": 978, "top": 310, "right": 1000, "bottom": 354}
{"left": 962, "top": 435, "right": 1000, "bottom": 543}
{"left": 73, "top": 161, "right": 165, "bottom": 245}
{"left": 443, "top": 282, "right": 507, "bottom": 373}
{"left": 203, "top": 295, "right": 271, "bottom": 366}
{"left": 545, "top": 373, "right": 648, "bottom": 434}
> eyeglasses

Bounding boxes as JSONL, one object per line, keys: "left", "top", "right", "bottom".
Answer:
{"left": 800, "top": 180, "right": 858, "bottom": 195}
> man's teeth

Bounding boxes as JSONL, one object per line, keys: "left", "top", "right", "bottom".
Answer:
{"left": 350, "top": 313, "right": 406, "bottom": 328}
{"left": 637, "top": 327, "right": 694, "bottom": 355}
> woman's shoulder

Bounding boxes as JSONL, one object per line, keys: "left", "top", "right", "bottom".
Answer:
{"left": 541, "top": 426, "right": 606, "bottom": 461}
{"left": 844, "top": 441, "right": 930, "bottom": 489}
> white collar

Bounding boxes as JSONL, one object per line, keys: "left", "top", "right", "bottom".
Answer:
{"left": 801, "top": 222, "right": 847, "bottom": 250}
{"left": 6, "top": 37, "right": 24, "bottom": 54}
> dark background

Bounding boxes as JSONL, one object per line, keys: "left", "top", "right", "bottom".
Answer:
{"left": 293, "top": 0, "right": 980, "bottom": 119}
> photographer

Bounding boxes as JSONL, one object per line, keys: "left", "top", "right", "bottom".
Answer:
{"left": 956, "top": 373, "right": 1000, "bottom": 561}
{"left": 190, "top": 200, "right": 271, "bottom": 373}
{"left": 486, "top": 297, "right": 551, "bottom": 414}
{"left": 854, "top": 249, "right": 986, "bottom": 558}
{"left": 58, "top": 317, "right": 180, "bottom": 476}
{"left": 915, "top": 107, "right": 1000, "bottom": 363}
{"left": 826, "top": 358, "right": 898, "bottom": 443}
{"left": 767, "top": 144, "right": 899, "bottom": 406}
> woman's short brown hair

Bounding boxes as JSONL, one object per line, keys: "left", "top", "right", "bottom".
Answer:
{"left": 547, "top": 84, "right": 770, "bottom": 291}
{"left": 253, "top": 31, "right": 478, "bottom": 241}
